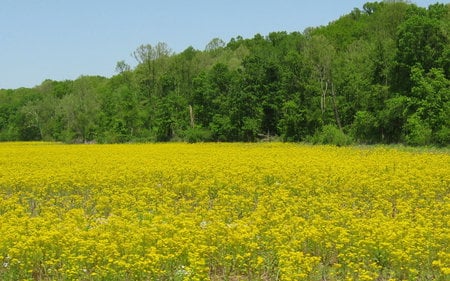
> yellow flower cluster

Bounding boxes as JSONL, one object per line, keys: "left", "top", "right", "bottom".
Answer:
{"left": 0, "top": 142, "right": 449, "bottom": 280}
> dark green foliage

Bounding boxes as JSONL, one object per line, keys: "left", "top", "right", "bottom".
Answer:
{"left": 308, "top": 125, "right": 353, "bottom": 146}
{"left": 279, "top": 100, "right": 308, "bottom": 142}
{"left": 404, "top": 113, "right": 433, "bottom": 146}
{"left": 393, "top": 9, "right": 448, "bottom": 93}
{"left": 183, "top": 126, "right": 212, "bottom": 143}
{"left": 0, "top": 2, "right": 448, "bottom": 146}
{"left": 351, "top": 111, "right": 379, "bottom": 144}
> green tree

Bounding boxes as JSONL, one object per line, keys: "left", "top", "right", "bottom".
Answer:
{"left": 409, "top": 66, "right": 450, "bottom": 145}
{"left": 115, "top": 60, "right": 131, "bottom": 73}
{"left": 278, "top": 100, "right": 308, "bottom": 141}
{"left": 378, "top": 96, "right": 409, "bottom": 143}
{"left": 305, "top": 35, "right": 342, "bottom": 131}
{"left": 394, "top": 11, "right": 448, "bottom": 93}
{"left": 205, "top": 38, "right": 226, "bottom": 52}
{"left": 351, "top": 111, "right": 379, "bottom": 144}
{"left": 58, "top": 76, "right": 103, "bottom": 142}
{"left": 241, "top": 55, "right": 282, "bottom": 138}
{"left": 0, "top": 88, "right": 40, "bottom": 141}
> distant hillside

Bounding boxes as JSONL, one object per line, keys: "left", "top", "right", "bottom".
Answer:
{"left": 1, "top": 1, "right": 448, "bottom": 146}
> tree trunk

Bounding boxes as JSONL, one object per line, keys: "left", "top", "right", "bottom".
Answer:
{"left": 189, "top": 105, "right": 195, "bottom": 128}
{"left": 321, "top": 79, "right": 328, "bottom": 115}
{"left": 330, "top": 81, "right": 343, "bottom": 132}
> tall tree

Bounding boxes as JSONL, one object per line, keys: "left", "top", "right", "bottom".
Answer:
{"left": 394, "top": 10, "right": 448, "bottom": 93}
{"left": 305, "top": 35, "right": 342, "bottom": 131}
{"left": 58, "top": 76, "right": 103, "bottom": 142}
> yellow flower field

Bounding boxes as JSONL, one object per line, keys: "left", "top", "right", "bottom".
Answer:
{"left": 0, "top": 142, "right": 449, "bottom": 280}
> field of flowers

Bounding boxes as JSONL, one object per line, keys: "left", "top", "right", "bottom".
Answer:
{"left": 0, "top": 142, "right": 449, "bottom": 280}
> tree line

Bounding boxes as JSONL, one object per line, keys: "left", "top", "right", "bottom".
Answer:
{"left": 1, "top": 1, "right": 449, "bottom": 146}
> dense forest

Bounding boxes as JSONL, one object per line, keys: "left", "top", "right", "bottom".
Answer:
{"left": 1, "top": 1, "right": 449, "bottom": 146}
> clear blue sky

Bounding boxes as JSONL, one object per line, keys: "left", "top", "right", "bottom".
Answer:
{"left": 0, "top": 0, "right": 443, "bottom": 89}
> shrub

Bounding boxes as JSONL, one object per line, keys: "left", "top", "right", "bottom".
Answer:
{"left": 183, "top": 127, "right": 212, "bottom": 143}
{"left": 351, "top": 111, "right": 379, "bottom": 144}
{"left": 403, "top": 114, "right": 432, "bottom": 146}
{"left": 308, "top": 124, "right": 353, "bottom": 146}
{"left": 434, "top": 126, "right": 450, "bottom": 147}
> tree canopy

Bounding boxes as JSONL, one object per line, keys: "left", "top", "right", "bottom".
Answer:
{"left": 1, "top": 2, "right": 449, "bottom": 146}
